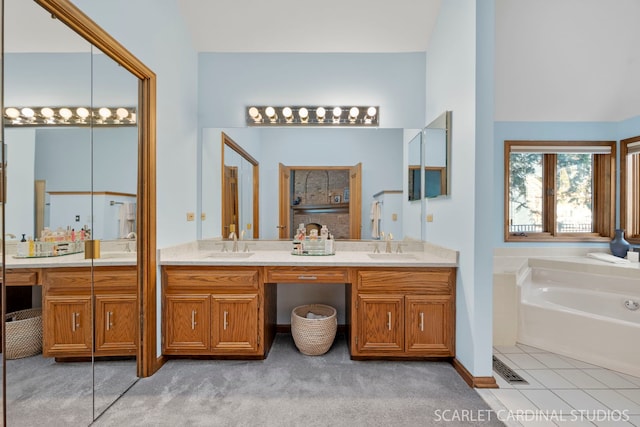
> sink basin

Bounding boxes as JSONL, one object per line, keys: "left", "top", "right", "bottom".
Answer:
{"left": 204, "top": 252, "right": 255, "bottom": 259}
{"left": 99, "top": 251, "right": 137, "bottom": 259}
{"left": 367, "top": 253, "right": 417, "bottom": 260}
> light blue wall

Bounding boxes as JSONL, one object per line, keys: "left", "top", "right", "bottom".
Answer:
{"left": 75, "top": 0, "right": 200, "bottom": 248}
{"left": 198, "top": 53, "right": 426, "bottom": 130}
{"left": 425, "top": 0, "right": 490, "bottom": 376}
{"left": 35, "top": 128, "right": 137, "bottom": 193}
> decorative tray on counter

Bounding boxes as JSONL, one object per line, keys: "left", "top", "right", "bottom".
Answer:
{"left": 292, "top": 239, "right": 335, "bottom": 256}
{"left": 13, "top": 240, "right": 84, "bottom": 259}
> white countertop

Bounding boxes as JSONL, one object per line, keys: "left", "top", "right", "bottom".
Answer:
{"left": 1, "top": 240, "right": 137, "bottom": 269}
{"left": 160, "top": 239, "right": 458, "bottom": 268}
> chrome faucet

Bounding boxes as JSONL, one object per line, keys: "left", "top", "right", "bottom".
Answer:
{"left": 229, "top": 231, "right": 238, "bottom": 253}
{"left": 385, "top": 233, "right": 393, "bottom": 254}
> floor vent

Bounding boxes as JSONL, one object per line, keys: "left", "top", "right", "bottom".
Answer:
{"left": 492, "top": 355, "right": 528, "bottom": 384}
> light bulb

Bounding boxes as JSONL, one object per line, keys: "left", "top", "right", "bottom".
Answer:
{"left": 41, "top": 107, "right": 54, "bottom": 118}
{"left": 5, "top": 107, "right": 20, "bottom": 119}
{"left": 332, "top": 107, "right": 342, "bottom": 118}
{"left": 316, "top": 107, "right": 326, "bottom": 120}
{"left": 59, "top": 108, "right": 72, "bottom": 120}
{"left": 116, "top": 108, "right": 129, "bottom": 120}
{"left": 299, "top": 107, "right": 309, "bottom": 121}
{"left": 265, "top": 106, "right": 276, "bottom": 119}
{"left": 248, "top": 107, "right": 261, "bottom": 120}
{"left": 349, "top": 107, "right": 359, "bottom": 120}
{"left": 367, "top": 107, "right": 377, "bottom": 117}
{"left": 283, "top": 107, "right": 293, "bottom": 119}
{"left": 21, "top": 107, "right": 35, "bottom": 118}
{"left": 98, "top": 107, "right": 112, "bottom": 119}
{"left": 76, "top": 107, "right": 90, "bottom": 119}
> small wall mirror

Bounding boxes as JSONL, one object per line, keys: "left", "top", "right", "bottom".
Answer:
{"left": 407, "top": 111, "right": 452, "bottom": 201}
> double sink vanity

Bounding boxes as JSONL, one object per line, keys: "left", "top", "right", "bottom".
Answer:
{"left": 3, "top": 239, "right": 457, "bottom": 362}
{"left": 160, "top": 239, "right": 458, "bottom": 360}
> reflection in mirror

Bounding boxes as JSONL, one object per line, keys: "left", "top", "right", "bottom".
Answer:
{"left": 221, "top": 132, "right": 259, "bottom": 239}
{"left": 3, "top": 0, "right": 93, "bottom": 424}
{"left": 2, "top": 0, "right": 139, "bottom": 423}
{"left": 621, "top": 135, "right": 640, "bottom": 244}
{"left": 407, "top": 131, "right": 422, "bottom": 201}
{"left": 89, "top": 47, "right": 139, "bottom": 419}
{"left": 423, "top": 111, "right": 452, "bottom": 198}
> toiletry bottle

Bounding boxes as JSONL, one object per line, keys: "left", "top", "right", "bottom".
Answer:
{"left": 71, "top": 228, "right": 76, "bottom": 242}
{"left": 320, "top": 225, "right": 329, "bottom": 240}
{"left": 28, "top": 236, "right": 35, "bottom": 257}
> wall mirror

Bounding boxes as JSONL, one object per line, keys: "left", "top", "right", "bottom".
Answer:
{"left": 200, "top": 127, "right": 405, "bottom": 241}
{"left": 621, "top": 135, "right": 640, "bottom": 244}
{"left": 221, "top": 132, "right": 259, "bottom": 239}
{"left": 407, "top": 130, "right": 423, "bottom": 201}
{"left": 2, "top": 0, "right": 156, "bottom": 424}
{"left": 423, "top": 111, "right": 452, "bottom": 198}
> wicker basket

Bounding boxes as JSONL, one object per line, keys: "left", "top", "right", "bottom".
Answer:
{"left": 5, "top": 308, "right": 43, "bottom": 359}
{"left": 291, "top": 304, "right": 337, "bottom": 356}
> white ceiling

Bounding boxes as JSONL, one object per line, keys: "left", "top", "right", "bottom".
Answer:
{"left": 5, "top": 0, "right": 640, "bottom": 122}
{"left": 176, "top": 0, "right": 442, "bottom": 53}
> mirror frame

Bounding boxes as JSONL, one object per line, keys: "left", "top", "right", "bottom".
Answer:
{"left": 424, "top": 110, "right": 452, "bottom": 198}
{"left": 221, "top": 132, "right": 259, "bottom": 239}
{"left": 32, "top": 0, "right": 157, "bottom": 377}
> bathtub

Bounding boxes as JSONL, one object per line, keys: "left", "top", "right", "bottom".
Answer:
{"left": 518, "top": 262, "right": 640, "bottom": 377}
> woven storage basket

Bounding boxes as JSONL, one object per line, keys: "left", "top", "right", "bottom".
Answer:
{"left": 291, "top": 304, "right": 337, "bottom": 356}
{"left": 5, "top": 308, "right": 43, "bottom": 359}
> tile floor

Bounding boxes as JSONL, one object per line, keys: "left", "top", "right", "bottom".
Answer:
{"left": 477, "top": 343, "right": 640, "bottom": 426}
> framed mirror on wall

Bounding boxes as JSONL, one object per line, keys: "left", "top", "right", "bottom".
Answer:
{"left": 423, "top": 111, "right": 452, "bottom": 198}
{"left": 1, "top": 0, "right": 157, "bottom": 424}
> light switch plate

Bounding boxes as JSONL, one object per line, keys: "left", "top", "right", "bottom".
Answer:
{"left": 426, "top": 214, "right": 434, "bottom": 222}
{"left": 201, "top": 213, "right": 206, "bottom": 220}
{"left": 186, "top": 212, "right": 195, "bottom": 221}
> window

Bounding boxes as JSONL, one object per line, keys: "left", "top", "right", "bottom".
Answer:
{"left": 504, "top": 141, "right": 616, "bottom": 242}
{"left": 621, "top": 136, "right": 640, "bottom": 244}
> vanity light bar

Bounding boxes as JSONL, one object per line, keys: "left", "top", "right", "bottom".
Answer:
{"left": 3, "top": 106, "right": 137, "bottom": 127}
{"left": 246, "top": 106, "right": 379, "bottom": 127}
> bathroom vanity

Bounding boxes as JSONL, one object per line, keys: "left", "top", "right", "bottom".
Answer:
{"left": 2, "top": 249, "right": 138, "bottom": 359}
{"left": 160, "top": 240, "right": 457, "bottom": 360}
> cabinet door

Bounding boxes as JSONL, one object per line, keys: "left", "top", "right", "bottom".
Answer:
{"left": 356, "top": 295, "right": 403, "bottom": 353}
{"left": 164, "top": 295, "right": 210, "bottom": 352}
{"left": 405, "top": 295, "right": 454, "bottom": 356}
{"left": 43, "top": 296, "right": 92, "bottom": 357}
{"left": 95, "top": 295, "right": 137, "bottom": 355}
{"left": 211, "top": 294, "right": 259, "bottom": 353}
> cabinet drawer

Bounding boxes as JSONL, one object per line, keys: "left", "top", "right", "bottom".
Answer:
{"left": 43, "top": 267, "right": 136, "bottom": 292}
{"left": 357, "top": 269, "right": 454, "bottom": 293}
{"left": 4, "top": 270, "right": 39, "bottom": 286}
{"left": 265, "top": 267, "right": 349, "bottom": 284}
{"left": 164, "top": 267, "right": 259, "bottom": 290}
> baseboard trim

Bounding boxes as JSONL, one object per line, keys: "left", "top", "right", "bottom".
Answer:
{"left": 452, "top": 358, "right": 498, "bottom": 389}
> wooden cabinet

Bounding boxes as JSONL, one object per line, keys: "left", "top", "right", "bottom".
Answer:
{"left": 162, "top": 266, "right": 269, "bottom": 357}
{"left": 44, "top": 295, "right": 92, "bottom": 356}
{"left": 42, "top": 266, "right": 137, "bottom": 358}
{"left": 165, "top": 295, "right": 210, "bottom": 352}
{"left": 352, "top": 268, "right": 455, "bottom": 358}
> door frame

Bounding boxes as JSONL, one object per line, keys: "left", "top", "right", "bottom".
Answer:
{"left": 278, "top": 163, "right": 361, "bottom": 239}
{"left": 34, "top": 0, "right": 158, "bottom": 377}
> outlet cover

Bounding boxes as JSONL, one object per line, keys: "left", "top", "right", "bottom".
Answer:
{"left": 186, "top": 212, "right": 195, "bottom": 221}
{"left": 426, "top": 214, "right": 434, "bottom": 222}
{"left": 391, "top": 213, "right": 398, "bottom": 221}
{"left": 201, "top": 212, "right": 207, "bottom": 220}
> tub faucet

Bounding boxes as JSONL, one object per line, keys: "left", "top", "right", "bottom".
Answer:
{"left": 229, "top": 231, "right": 238, "bottom": 253}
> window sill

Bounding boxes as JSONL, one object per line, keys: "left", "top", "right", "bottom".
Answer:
{"left": 505, "top": 233, "right": 611, "bottom": 243}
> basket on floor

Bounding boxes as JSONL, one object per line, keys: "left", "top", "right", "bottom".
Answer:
{"left": 291, "top": 304, "right": 337, "bottom": 356}
{"left": 5, "top": 308, "right": 43, "bottom": 359}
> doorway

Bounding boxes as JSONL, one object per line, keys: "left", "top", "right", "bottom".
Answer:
{"left": 278, "top": 164, "right": 361, "bottom": 239}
